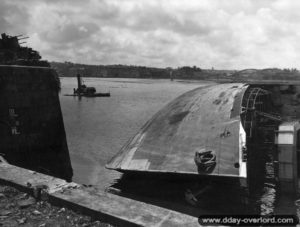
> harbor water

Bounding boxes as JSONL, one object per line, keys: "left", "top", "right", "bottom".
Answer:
{"left": 59, "top": 77, "right": 207, "bottom": 188}
{"left": 59, "top": 77, "right": 298, "bottom": 217}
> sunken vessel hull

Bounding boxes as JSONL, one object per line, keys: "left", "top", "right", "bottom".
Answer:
{"left": 107, "top": 70, "right": 300, "bottom": 191}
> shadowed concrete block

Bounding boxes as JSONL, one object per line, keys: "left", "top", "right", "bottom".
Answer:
{"left": 0, "top": 65, "right": 73, "bottom": 181}
{"left": 0, "top": 162, "right": 199, "bottom": 227}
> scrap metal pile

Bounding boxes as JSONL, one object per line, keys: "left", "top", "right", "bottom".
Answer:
{"left": 0, "top": 33, "right": 49, "bottom": 66}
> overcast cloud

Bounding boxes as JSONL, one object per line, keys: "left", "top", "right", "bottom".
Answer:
{"left": 1, "top": 0, "right": 300, "bottom": 69}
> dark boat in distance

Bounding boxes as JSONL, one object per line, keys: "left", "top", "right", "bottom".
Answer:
{"left": 68, "top": 73, "right": 110, "bottom": 97}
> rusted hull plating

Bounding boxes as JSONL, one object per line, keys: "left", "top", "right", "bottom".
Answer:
{"left": 106, "top": 83, "right": 249, "bottom": 179}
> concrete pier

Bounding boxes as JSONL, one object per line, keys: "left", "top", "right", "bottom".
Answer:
{"left": 0, "top": 162, "right": 199, "bottom": 227}
{"left": 0, "top": 65, "right": 73, "bottom": 182}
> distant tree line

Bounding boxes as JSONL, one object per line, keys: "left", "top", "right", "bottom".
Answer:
{"left": 50, "top": 61, "right": 235, "bottom": 80}
{"left": 51, "top": 62, "right": 300, "bottom": 82}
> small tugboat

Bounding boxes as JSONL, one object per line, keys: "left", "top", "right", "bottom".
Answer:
{"left": 71, "top": 73, "right": 110, "bottom": 97}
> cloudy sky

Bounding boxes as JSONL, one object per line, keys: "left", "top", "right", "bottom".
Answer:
{"left": 1, "top": 0, "right": 300, "bottom": 69}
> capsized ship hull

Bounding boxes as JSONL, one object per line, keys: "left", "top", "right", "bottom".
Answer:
{"left": 107, "top": 69, "right": 300, "bottom": 194}
{"left": 106, "top": 83, "right": 248, "bottom": 179}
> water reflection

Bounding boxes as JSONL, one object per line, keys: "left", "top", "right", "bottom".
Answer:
{"left": 59, "top": 77, "right": 297, "bottom": 217}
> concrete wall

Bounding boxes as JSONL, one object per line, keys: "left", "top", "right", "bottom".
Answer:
{"left": 0, "top": 65, "right": 73, "bottom": 181}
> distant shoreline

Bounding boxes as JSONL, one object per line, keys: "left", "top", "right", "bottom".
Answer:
{"left": 53, "top": 62, "right": 300, "bottom": 84}
{"left": 51, "top": 61, "right": 235, "bottom": 80}
{"left": 59, "top": 76, "right": 222, "bottom": 85}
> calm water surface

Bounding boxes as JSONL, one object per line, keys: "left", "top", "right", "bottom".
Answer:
{"left": 59, "top": 77, "right": 208, "bottom": 188}
{"left": 59, "top": 77, "right": 298, "bottom": 217}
